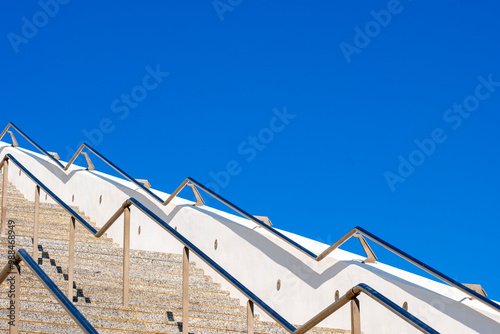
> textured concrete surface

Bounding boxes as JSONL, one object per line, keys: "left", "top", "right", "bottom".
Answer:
{"left": 0, "top": 178, "right": 348, "bottom": 333}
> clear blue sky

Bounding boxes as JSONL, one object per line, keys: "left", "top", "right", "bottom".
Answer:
{"left": 2, "top": 1, "right": 500, "bottom": 301}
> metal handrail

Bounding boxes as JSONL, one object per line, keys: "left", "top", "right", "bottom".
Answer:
{"left": 0, "top": 153, "right": 437, "bottom": 333}
{"left": 295, "top": 283, "right": 438, "bottom": 334}
{"left": 64, "top": 143, "right": 166, "bottom": 204}
{"left": 321, "top": 226, "right": 500, "bottom": 314}
{"left": 0, "top": 123, "right": 65, "bottom": 169}
{"left": 0, "top": 248, "right": 98, "bottom": 334}
{"left": 1, "top": 124, "right": 500, "bottom": 314}
{"left": 0, "top": 123, "right": 166, "bottom": 204}
{"left": 0, "top": 124, "right": 499, "bottom": 314}
{"left": 0, "top": 153, "right": 296, "bottom": 330}
{"left": 0, "top": 124, "right": 376, "bottom": 261}
{"left": 0, "top": 124, "right": 375, "bottom": 261}
{"left": 165, "top": 177, "right": 375, "bottom": 260}
{"left": 162, "top": 177, "right": 500, "bottom": 314}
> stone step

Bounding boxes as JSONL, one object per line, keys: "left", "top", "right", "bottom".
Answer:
{"left": 0, "top": 305, "right": 344, "bottom": 334}
{"left": 33, "top": 246, "right": 194, "bottom": 269}
{"left": 0, "top": 247, "right": 206, "bottom": 280}
{"left": 37, "top": 260, "right": 205, "bottom": 280}
{"left": 0, "top": 300, "right": 248, "bottom": 333}
{"left": 3, "top": 200, "right": 83, "bottom": 213}
{"left": 0, "top": 217, "right": 94, "bottom": 234}
{"left": 8, "top": 269, "right": 223, "bottom": 296}
{"left": 0, "top": 238, "right": 184, "bottom": 263}
{"left": 20, "top": 276, "right": 229, "bottom": 301}
{"left": 5, "top": 209, "right": 94, "bottom": 225}
{"left": 4, "top": 220, "right": 109, "bottom": 237}
{"left": 0, "top": 193, "right": 27, "bottom": 202}
{"left": 0, "top": 257, "right": 213, "bottom": 290}
{"left": 13, "top": 268, "right": 216, "bottom": 297}
{"left": 8, "top": 218, "right": 96, "bottom": 234}
{"left": 1, "top": 197, "right": 79, "bottom": 212}
{"left": 0, "top": 238, "right": 116, "bottom": 255}
{"left": 5, "top": 209, "right": 91, "bottom": 222}
{"left": 7, "top": 225, "right": 114, "bottom": 243}
{"left": 0, "top": 285, "right": 240, "bottom": 309}
{"left": 0, "top": 178, "right": 346, "bottom": 333}
{"left": 0, "top": 190, "right": 26, "bottom": 199}
{"left": 0, "top": 275, "right": 278, "bottom": 332}
{"left": 0, "top": 182, "right": 24, "bottom": 191}
{"left": 38, "top": 263, "right": 213, "bottom": 285}
{"left": 0, "top": 292, "right": 250, "bottom": 320}
{"left": 14, "top": 299, "right": 252, "bottom": 323}
{"left": 5, "top": 229, "right": 114, "bottom": 245}
{"left": 1, "top": 245, "right": 197, "bottom": 271}
{"left": 0, "top": 256, "right": 212, "bottom": 288}
{"left": 3, "top": 197, "right": 79, "bottom": 208}
{"left": 0, "top": 278, "right": 242, "bottom": 312}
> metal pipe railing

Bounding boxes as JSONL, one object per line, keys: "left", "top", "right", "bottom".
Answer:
{"left": 320, "top": 226, "right": 500, "bottom": 315}
{"left": 64, "top": 143, "right": 166, "bottom": 204}
{"left": 0, "top": 123, "right": 201, "bottom": 207}
{"left": 294, "top": 283, "right": 439, "bottom": 334}
{"left": 1, "top": 124, "right": 499, "bottom": 313}
{"left": 0, "top": 124, "right": 377, "bottom": 262}
{"left": 0, "top": 248, "right": 98, "bottom": 334}
{"left": 0, "top": 123, "right": 65, "bottom": 169}
{"left": 0, "top": 123, "right": 376, "bottom": 261}
{"left": 0, "top": 153, "right": 437, "bottom": 333}
{"left": 0, "top": 123, "right": 497, "bottom": 325}
{"left": 161, "top": 176, "right": 500, "bottom": 314}
{"left": 166, "top": 177, "right": 378, "bottom": 262}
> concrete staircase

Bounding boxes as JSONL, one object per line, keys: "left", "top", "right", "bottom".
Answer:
{"left": 0, "top": 176, "right": 348, "bottom": 333}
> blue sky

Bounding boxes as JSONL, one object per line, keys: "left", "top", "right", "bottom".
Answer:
{"left": 2, "top": 1, "right": 500, "bottom": 301}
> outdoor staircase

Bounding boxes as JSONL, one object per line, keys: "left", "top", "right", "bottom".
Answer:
{"left": 0, "top": 175, "right": 348, "bottom": 333}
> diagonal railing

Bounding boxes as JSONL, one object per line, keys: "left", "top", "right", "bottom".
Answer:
{"left": 295, "top": 283, "right": 438, "bottom": 334}
{"left": 0, "top": 122, "right": 205, "bottom": 207}
{"left": 1, "top": 123, "right": 499, "bottom": 315}
{"left": 0, "top": 123, "right": 376, "bottom": 261}
{"left": 0, "top": 153, "right": 438, "bottom": 333}
{"left": 0, "top": 123, "right": 65, "bottom": 169}
{"left": 158, "top": 177, "right": 500, "bottom": 315}
{"left": 0, "top": 123, "right": 500, "bottom": 312}
{"left": 0, "top": 123, "right": 377, "bottom": 261}
{"left": 0, "top": 248, "right": 98, "bottom": 334}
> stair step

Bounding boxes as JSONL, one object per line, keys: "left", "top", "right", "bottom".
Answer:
{"left": 7, "top": 278, "right": 234, "bottom": 307}
{"left": 3, "top": 205, "right": 87, "bottom": 218}
{"left": 0, "top": 174, "right": 347, "bottom": 333}
{"left": 0, "top": 238, "right": 184, "bottom": 262}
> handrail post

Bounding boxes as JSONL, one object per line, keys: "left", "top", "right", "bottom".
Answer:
{"left": 351, "top": 298, "right": 361, "bottom": 334}
{"left": 68, "top": 216, "right": 75, "bottom": 300}
{"left": 1, "top": 159, "right": 9, "bottom": 236}
{"left": 182, "top": 246, "right": 189, "bottom": 334}
{"left": 187, "top": 183, "right": 205, "bottom": 206}
{"left": 123, "top": 206, "right": 130, "bottom": 307}
{"left": 6, "top": 131, "right": 19, "bottom": 148}
{"left": 33, "top": 185, "right": 40, "bottom": 258}
{"left": 9, "top": 261, "right": 20, "bottom": 334}
{"left": 247, "top": 300, "right": 255, "bottom": 334}
{"left": 353, "top": 234, "right": 377, "bottom": 263}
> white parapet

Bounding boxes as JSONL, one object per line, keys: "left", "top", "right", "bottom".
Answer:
{"left": 1, "top": 141, "right": 499, "bottom": 333}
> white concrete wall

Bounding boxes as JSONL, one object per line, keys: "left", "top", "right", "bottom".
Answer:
{"left": 1, "top": 141, "right": 499, "bottom": 333}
